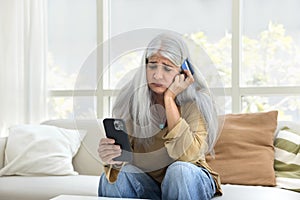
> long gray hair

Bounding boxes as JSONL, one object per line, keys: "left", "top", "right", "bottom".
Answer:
{"left": 112, "top": 32, "right": 219, "bottom": 155}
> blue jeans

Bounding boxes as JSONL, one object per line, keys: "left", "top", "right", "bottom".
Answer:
{"left": 98, "top": 161, "right": 216, "bottom": 200}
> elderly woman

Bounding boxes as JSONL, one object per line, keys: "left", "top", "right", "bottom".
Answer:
{"left": 97, "top": 32, "right": 222, "bottom": 200}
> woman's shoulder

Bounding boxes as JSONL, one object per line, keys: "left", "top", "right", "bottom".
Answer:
{"left": 180, "top": 101, "right": 205, "bottom": 124}
{"left": 181, "top": 100, "right": 198, "bottom": 110}
{"left": 181, "top": 101, "right": 201, "bottom": 116}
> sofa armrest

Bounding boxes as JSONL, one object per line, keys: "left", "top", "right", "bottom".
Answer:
{"left": 0, "top": 137, "right": 7, "bottom": 169}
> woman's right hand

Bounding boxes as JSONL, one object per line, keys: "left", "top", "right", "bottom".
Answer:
{"left": 165, "top": 69, "right": 194, "bottom": 99}
{"left": 98, "top": 138, "right": 123, "bottom": 165}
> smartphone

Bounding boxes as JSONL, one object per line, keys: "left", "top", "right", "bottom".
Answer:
{"left": 103, "top": 118, "right": 133, "bottom": 162}
{"left": 181, "top": 59, "right": 194, "bottom": 75}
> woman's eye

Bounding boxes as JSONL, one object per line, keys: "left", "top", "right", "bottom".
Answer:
{"left": 147, "top": 64, "right": 157, "bottom": 69}
{"left": 163, "top": 66, "right": 172, "bottom": 72}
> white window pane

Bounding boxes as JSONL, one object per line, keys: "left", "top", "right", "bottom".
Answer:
{"left": 47, "top": 97, "right": 74, "bottom": 119}
{"left": 47, "top": 96, "right": 96, "bottom": 119}
{"left": 48, "top": 0, "right": 97, "bottom": 90}
{"left": 107, "top": 0, "right": 232, "bottom": 89}
{"left": 222, "top": 96, "right": 232, "bottom": 114}
{"left": 103, "top": 96, "right": 116, "bottom": 118}
{"left": 103, "top": 50, "right": 144, "bottom": 90}
{"left": 242, "top": 0, "right": 300, "bottom": 87}
{"left": 110, "top": 0, "right": 231, "bottom": 38}
{"left": 241, "top": 96, "right": 300, "bottom": 121}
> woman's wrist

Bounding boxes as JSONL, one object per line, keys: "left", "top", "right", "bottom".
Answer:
{"left": 164, "top": 90, "right": 176, "bottom": 101}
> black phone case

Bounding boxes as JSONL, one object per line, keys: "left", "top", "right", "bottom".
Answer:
{"left": 103, "top": 118, "right": 133, "bottom": 162}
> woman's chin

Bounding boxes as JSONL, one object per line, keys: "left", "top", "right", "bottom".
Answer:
{"left": 151, "top": 88, "right": 167, "bottom": 95}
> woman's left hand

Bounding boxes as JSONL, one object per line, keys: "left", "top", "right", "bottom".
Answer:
{"left": 165, "top": 70, "right": 194, "bottom": 99}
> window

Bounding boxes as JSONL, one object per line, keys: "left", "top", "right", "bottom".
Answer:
{"left": 105, "top": 0, "right": 231, "bottom": 117}
{"left": 240, "top": 0, "right": 300, "bottom": 120}
{"left": 47, "top": 0, "right": 300, "bottom": 121}
{"left": 47, "top": 0, "right": 97, "bottom": 119}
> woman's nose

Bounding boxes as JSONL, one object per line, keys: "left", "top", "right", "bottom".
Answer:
{"left": 153, "top": 68, "right": 163, "bottom": 79}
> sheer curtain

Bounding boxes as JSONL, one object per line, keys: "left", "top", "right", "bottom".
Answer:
{"left": 0, "top": 0, "right": 47, "bottom": 136}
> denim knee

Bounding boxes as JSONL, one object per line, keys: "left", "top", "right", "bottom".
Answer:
{"left": 161, "top": 161, "right": 216, "bottom": 200}
{"left": 163, "top": 161, "right": 196, "bottom": 184}
{"left": 98, "top": 166, "right": 142, "bottom": 198}
{"left": 98, "top": 164, "right": 161, "bottom": 199}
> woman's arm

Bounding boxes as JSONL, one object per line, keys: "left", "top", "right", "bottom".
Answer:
{"left": 164, "top": 95, "right": 180, "bottom": 131}
{"left": 163, "top": 102, "right": 208, "bottom": 162}
{"left": 164, "top": 69, "right": 194, "bottom": 130}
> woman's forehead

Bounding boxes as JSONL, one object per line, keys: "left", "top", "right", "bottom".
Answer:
{"left": 147, "top": 46, "right": 183, "bottom": 66}
{"left": 148, "top": 53, "right": 176, "bottom": 65}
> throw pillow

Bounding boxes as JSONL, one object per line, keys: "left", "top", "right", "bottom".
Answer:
{"left": 0, "top": 124, "right": 86, "bottom": 176}
{"left": 275, "top": 123, "right": 300, "bottom": 192}
{"left": 206, "top": 111, "right": 278, "bottom": 186}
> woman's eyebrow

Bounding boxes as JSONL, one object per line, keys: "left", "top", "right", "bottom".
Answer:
{"left": 148, "top": 59, "right": 175, "bottom": 68}
{"left": 162, "top": 62, "right": 175, "bottom": 68}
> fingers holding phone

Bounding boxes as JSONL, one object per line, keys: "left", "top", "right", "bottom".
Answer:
{"left": 98, "top": 138, "right": 123, "bottom": 165}
{"left": 181, "top": 69, "right": 194, "bottom": 84}
{"left": 180, "top": 58, "right": 195, "bottom": 85}
{"left": 166, "top": 59, "right": 195, "bottom": 98}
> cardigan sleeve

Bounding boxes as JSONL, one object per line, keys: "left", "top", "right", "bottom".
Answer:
{"left": 103, "top": 162, "right": 126, "bottom": 183}
{"left": 162, "top": 102, "right": 208, "bottom": 162}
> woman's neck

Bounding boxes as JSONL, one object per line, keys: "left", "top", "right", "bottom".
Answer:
{"left": 153, "top": 93, "right": 165, "bottom": 106}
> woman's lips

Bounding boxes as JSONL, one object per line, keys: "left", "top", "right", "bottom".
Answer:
{"left": 152, "top": 83, "right": 163, "bottom": 87}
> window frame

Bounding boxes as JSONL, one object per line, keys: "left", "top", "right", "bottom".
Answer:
{"left": 230, "top": 0, "right": 300, "bottom": 114}
{"left": 48, "top": 0, "right": 300, "bottom": 119}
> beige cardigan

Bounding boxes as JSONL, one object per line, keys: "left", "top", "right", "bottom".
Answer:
{"left": 104, "top": 101, "right": 222, "bottom": 196}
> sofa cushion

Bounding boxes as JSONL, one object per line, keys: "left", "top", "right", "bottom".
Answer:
{"left": 275, "top": 121, "right": 300, "bottom": 192}
{"left": 0, "top": 125, "right": 85, "bottom": 176}
{"left": 206, "top": 111, "right": 278, "bottom": 186}
{"left": 42, "top": 119, "right": 105, "bottom": 176}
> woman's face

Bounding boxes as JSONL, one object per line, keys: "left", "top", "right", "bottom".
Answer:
{"left": 146, "top": 53, "right": 181, "bottom": 95}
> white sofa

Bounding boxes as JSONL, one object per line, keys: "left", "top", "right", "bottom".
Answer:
{"left": 0, "top": 119, "right": 300, "bottom": 200}
{"left": 0, "top": 119, "right": 103, "bottom": 200}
